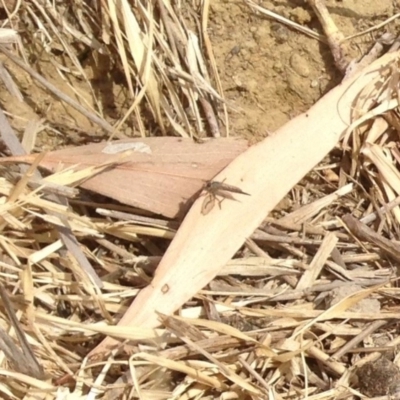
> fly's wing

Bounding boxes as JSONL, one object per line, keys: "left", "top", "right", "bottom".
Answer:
{"left": 201, "top": 193, "right": 215, "bottom": 215}
{"left": 205, "top": 181, "right": 251, "bottom": 197}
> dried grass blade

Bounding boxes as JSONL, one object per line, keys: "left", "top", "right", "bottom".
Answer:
{"left": 106, "top": 0, "right": 133, "bottom": 94}
{"left": 362, "top": 143, "right": 400, "bottom": 222}
{"left": 0, "top": 62, "right": 23, "bottom": 101}
{"left": 365, "top": 116, "right": 389, "bottom": 144}
{"left": 362, "top": 143, "right": 400, "bottom": 192}
{"left": 306, "top": 344, "right": 346, "bottom": 376}
{"left": 344, "top": 13, "right": 400, "bottom": 41}
{"left": 160, "top": 316, "right": 256, "bottom": 390}
{"left": 8, "top": 153, "right": 45, "bottom": 204}
{"left": 21, "top": 119, "right": 42, "bottom": 154}
{"left": 36, "top": 311, "right": 161, "bottom": 341}
{"left": 201, "top": 0, "right": 227, "bottom": 135}
{"left": 296, "top": 233, "right": 338, "bottom": 289}
{"left": 0, "top": 370, "right": 53, "bottom": 389}
{"left": 175, "top": 317, "right": 273, "bottom": 353}
{"left": 131, "top": 352, "right": 227, "bottom": 389}
{"left": 119, "top": 0, "right": 164, "bottom": 133}
{"left": 0, "top": 285, "right": 44, "bottom": 379}
{"left": 347, "top": 97, "right": 399, "bottom": 136}
{"left": 280, "top": 183, "right": 353, "bottom": 225}
{"left": 28, "top": 240, "right": 63, "bottom": 265}
{"left": 343, "top": 214, "right": 400, "bottom": 263}
{"left": 293, "top": 284, "right": 386, "bottom": 338}
{"left": 331, "top": 320, "right": 388, "bottom": 360}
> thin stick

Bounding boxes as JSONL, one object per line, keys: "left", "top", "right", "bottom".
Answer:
{"left": 360, "top": 194, "right": 400, "bottom": 224}
{"left": 0, "top": 284, "right": 44, "bottom": 378}
{"left": 343, "top": 214, "right": 400, "bottom": 264}
{"left": 331, "top": 320, "right": 388, "bottom": 360}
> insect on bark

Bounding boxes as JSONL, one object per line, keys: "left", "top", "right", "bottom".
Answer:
{"left": 201, "top": 180, "right": 250, "bottom": 215}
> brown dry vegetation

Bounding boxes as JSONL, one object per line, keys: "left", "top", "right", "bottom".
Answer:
{"left": 0, "top": 1, "right": 399, "bottom": 400}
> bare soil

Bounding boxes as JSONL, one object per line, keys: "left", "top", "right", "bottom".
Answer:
{"left": 209, "top": 0, "right": 396, "bottom": 142}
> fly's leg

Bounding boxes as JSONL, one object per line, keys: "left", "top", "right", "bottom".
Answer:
{"left": 215, "top": 195, "right": 224, "bottom": 209}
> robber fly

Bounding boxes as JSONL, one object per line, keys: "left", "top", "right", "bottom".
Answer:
{"left": 201, "top": 180, "right": 250, "bottom": 215}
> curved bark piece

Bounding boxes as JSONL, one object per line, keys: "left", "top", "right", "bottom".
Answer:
{"left": 0, "top": 137, "right": 247, "bottom": 218}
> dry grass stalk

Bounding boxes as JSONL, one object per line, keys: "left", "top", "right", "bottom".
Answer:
{"left": 245, "top": 0, "right": 324, "bottom": 42}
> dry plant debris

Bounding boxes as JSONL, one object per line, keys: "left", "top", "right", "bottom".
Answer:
{"left": 0, "top": 137, "right": 248, "bottom": 218}
{"left": 0, "top": 1, "right": 398, "bottom": 400}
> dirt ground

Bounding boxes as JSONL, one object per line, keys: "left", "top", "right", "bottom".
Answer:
{"left": 0, "top": 0, "right": 398, "bottom": 148}
{"left": 210, "top": 0, "right": 397, "bottom": 142}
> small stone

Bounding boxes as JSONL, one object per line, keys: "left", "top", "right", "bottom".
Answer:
{"left": 270, "top": 23, "right": 289, "bottom": 44}
{"left": 273, "top": 62, "right": 283, "bottom": 73}
{"left": 290, "top": 53, "right": 310, "bottom": 78}
{"left": 289, "top": 7, "right": 312, "bottom": 24}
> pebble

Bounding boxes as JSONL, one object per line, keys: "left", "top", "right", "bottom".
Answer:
{"left": 290, "top": 53, "right": 310, "bottom": 78}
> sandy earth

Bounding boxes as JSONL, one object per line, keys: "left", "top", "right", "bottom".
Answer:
{"left": 210, "top": 0, "right": 396, "bottom": 142}
{"left": 0, "top": 0, "right": 397, "bottom": 149}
